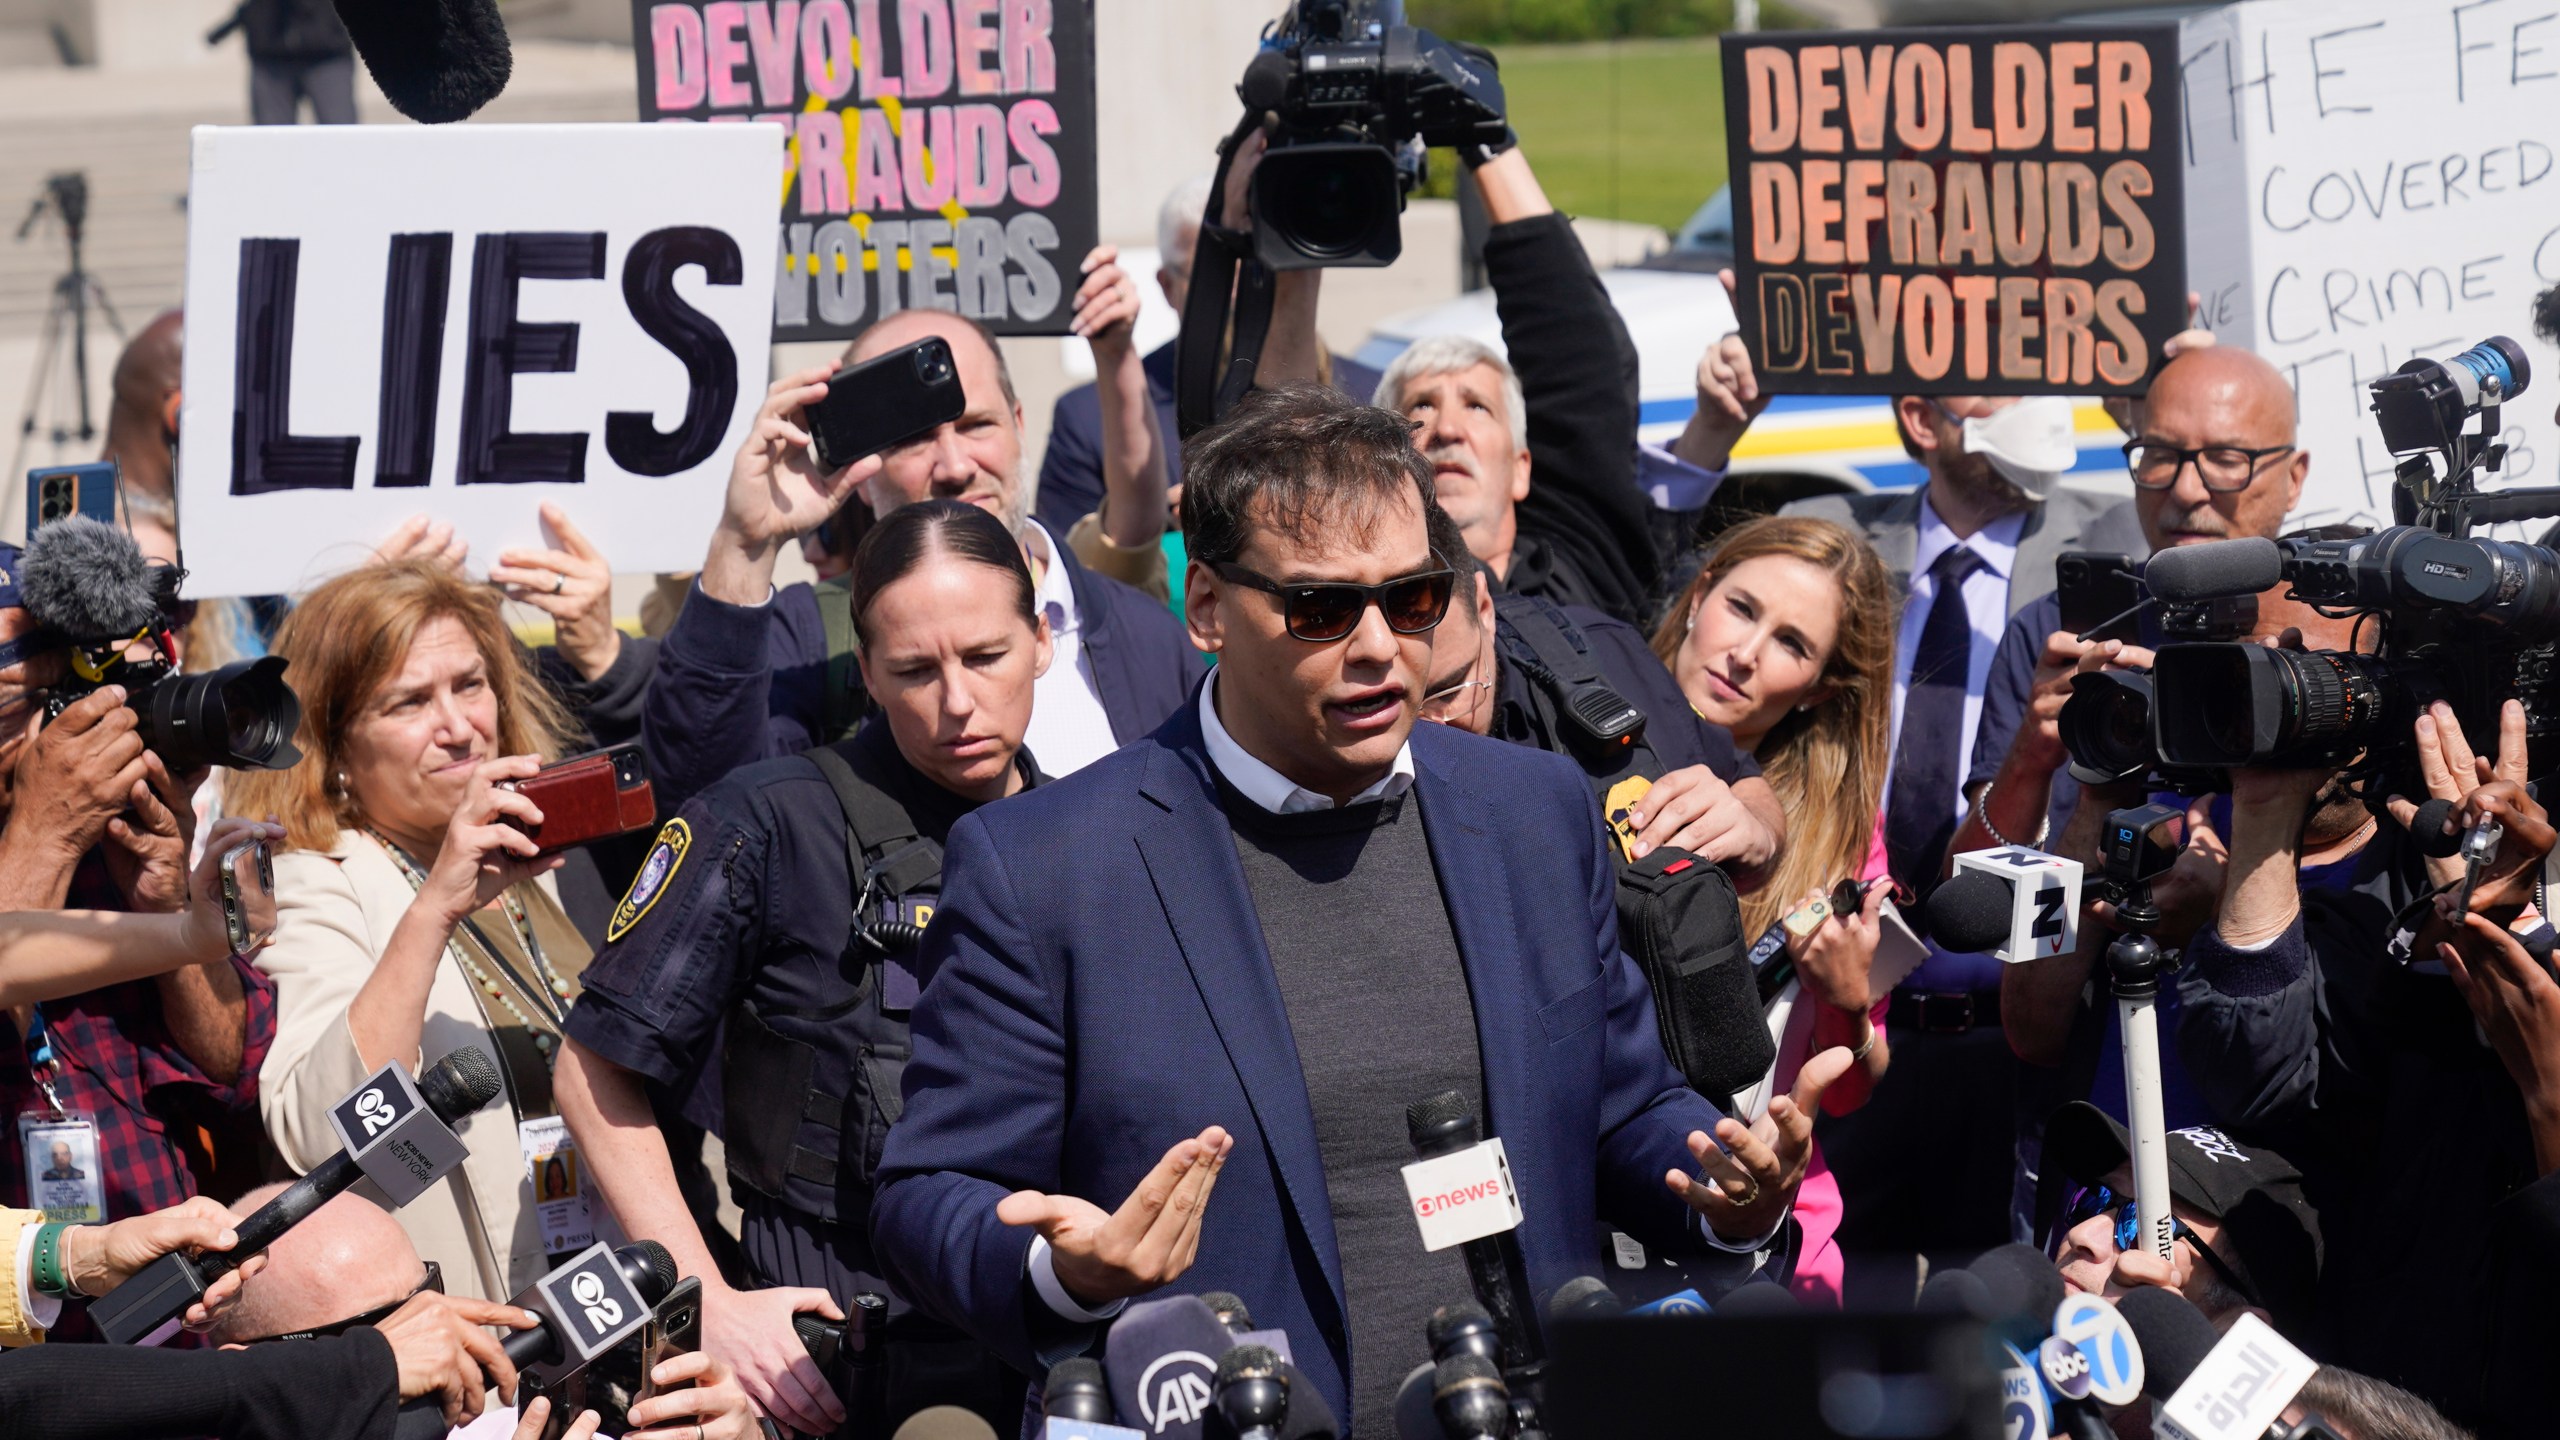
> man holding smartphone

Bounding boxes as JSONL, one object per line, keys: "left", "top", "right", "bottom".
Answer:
{"left": 642, "top": 247, "right": 1203, "bottom": 816}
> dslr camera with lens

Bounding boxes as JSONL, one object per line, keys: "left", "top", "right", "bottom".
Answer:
{"left": 19, "top": 515, "right": 301, "bottom": 773}
{"left": 2062, "top": 337, "right": 2546, "bottom": 798}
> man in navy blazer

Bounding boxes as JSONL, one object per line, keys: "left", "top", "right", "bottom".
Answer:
{"left": 877, "top": 385, "right": 1845, "bottom": 1434}
{"left": 642, "top": 298, "right": 1204, "bottom": 813}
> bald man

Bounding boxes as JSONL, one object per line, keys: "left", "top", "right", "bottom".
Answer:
{"left": 100, "top": 309, "right": 184, "bottom": 511}
{"left": 208, "top": 1186, "right": 760, "bottom": 1440}
{"left": 1926, "top": 350, "right": 2315, "bottom": 1235}
{"left": 642, "top": 271, "right": 1205, "bottom": 814}
{"left": 1960, "top": 346, "right": 2312, "bottom": 872}
{"left": 204, "top": 1187, "right": 432, "bottom": 1347}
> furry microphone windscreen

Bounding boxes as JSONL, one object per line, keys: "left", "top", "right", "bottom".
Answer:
{"left": 20, "top": 516, "right": 158, "bottom": 640}
{"left": 332, "top": 0, "right": 513, "bottom": 124}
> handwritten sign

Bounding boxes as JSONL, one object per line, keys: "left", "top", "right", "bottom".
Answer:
{"left": 633, "top": 0, "right": 1097, "bottom": 344}
{"left": 1723, "top": 26, "right": 2188, "bottom": 395}
{"left": 177, "top": 124, "right": 779, "bottom": 599}
{"left": 2180, "top": 0, "right": 2560, "bottom": 531}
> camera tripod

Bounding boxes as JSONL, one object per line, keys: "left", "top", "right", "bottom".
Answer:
{"left": 2104, "top": 888, "right": 2178, "bottom": 1266}
{"left": 10, "top": 172, "right": 127, "bottom": 481}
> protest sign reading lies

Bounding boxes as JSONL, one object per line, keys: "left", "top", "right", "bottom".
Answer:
{"left": 1722, "top": 27, "right": 2187, "bottom": 395}
{"left": 2179, "top": 0, "right": 2560, "bottom": 533}
{"left": 177, "top": 124, "right": 779, "bottom": 599}
{"left": 632, "top": 0, "right": 1097, "bottom": 344}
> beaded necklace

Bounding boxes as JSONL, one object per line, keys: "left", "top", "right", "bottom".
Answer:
{"left": 368, "top": 829, "right": 571, "bottom": 1061}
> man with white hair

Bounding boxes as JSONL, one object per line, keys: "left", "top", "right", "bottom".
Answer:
{"left": 1034, "top": 174, "right": 1383, "bottom": 549}
{"left": 1372, "top": 146, "right": 1659, "bottom": 629}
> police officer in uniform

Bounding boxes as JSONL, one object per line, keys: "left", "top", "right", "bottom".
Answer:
{"left": 558, "top": 501, "right": 1054, "bottom": 1437}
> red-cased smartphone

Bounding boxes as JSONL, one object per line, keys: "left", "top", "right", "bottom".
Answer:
{"left": 504, "top": 743, "right": 656, "bottom": 855}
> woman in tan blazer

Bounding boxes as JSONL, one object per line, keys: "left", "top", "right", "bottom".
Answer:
{"left": 230, "top": 560, "right": 594, "bottom": 1303}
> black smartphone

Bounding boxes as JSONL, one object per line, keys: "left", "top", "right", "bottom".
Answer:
{"left": 807, "top": 336, "right": 966, "bottom": 473}
{"left": 2055, "top": 551, "right": 2143, "bottom": 641}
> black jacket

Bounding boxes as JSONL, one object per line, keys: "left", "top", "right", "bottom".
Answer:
{"left": 640, "top": 536, "right": 1201, "bottom": 816}
{"left": 1483, "top": 213, "right": 1657, "bottom": 627}
{"left": 2177, "top": 831, "right": 2544, "bottom": 1434}
{"left": 0, "top": 1326, "right": 396, "bottom": 1440}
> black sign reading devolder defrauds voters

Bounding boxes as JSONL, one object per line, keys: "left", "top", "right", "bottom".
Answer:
{"left": 633, "top": 0, "right": 1097, "bottom": 344}
{"left": 1722, "top": 26, "right": 2186, "bottom": 396}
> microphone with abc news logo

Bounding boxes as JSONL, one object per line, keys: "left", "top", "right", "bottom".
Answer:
{"left": 90, "top": 1048, "right": 503, "bottom": 1345}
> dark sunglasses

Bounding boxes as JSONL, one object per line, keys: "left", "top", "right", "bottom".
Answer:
{"left": 245, "top": 1260, "right": 442, "bottom": 1343}
{"left": 2059, "top": 1185, "right": 2258, "bottom": 1305}
{"left": 1211, "top": 561, "right": 1456, "bottom": 643}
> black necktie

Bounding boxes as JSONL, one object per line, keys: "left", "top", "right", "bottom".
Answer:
{"left": 1888, "top": 545, "right": 1988, "bottom": 890}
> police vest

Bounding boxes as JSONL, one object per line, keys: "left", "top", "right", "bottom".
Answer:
{"left": 814, "top": 575, "right": 868, "bottom": 745}
{"left": 1490, "top": 592, "right": 1664, "bottom": 792}
{"left": 720, "top": 736, "right": 940, "bottom": 1228}
{"left": 1491, "top": 593, "right": 1771, "bottom": 1102}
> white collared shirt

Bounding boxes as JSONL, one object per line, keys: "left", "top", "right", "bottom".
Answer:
{"left": 1019, "top": 520, "right": 1121, "bottom": 777}
{"left": 1884, "top": 492, "right": 2025, "bottom": 833}
{"left": 1197, "top": 667, "right": 1415, "bottom": 812}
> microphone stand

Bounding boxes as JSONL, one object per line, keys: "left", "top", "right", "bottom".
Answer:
{"left": 2103, "top": 878, "right": 2175, "bottom": 1264}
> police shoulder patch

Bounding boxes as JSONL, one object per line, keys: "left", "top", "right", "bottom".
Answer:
{"left": 606, "top": 819, "right": 691, "bottom": 943}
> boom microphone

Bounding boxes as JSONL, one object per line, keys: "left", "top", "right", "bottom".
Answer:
{"left": 20, "top": 515, "right": 159, "bottom": 638}
{"left": 91, "top": 1047, "right": 502, "bottom": 1344}
{"left": 330, "top": 0, "right": 513, "bottom": 123}
{"left": 2143, "top": 537, "right": 2283, "bottom": 603}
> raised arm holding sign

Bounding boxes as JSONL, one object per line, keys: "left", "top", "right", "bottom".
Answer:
{"left": 1722, "top": 27, "right": 2187, "bottom": 396}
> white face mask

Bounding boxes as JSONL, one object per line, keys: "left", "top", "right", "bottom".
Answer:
{"left": 1943, "top": 396, "right": 2078, "bottom": 501}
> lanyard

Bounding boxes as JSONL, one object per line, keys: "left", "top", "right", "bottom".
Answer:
{"left": 21, "top": 1005, "right": 68, "bottom": 1120}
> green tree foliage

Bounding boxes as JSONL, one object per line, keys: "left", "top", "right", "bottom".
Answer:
{"left": 1407, "top": 0, "right": 1745, "bottom": 43}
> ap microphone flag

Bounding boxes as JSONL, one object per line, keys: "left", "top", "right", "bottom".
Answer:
{"left": 1105, "top": 1294, "right": 1237, "bottom": 1439}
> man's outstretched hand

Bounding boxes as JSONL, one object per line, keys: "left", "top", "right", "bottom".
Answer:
{"left": 999, "top": 1126, "right": 1232, "bottom": 1307}
{"left": 1666, "top": 1046, "right": 1852, "bottom": 1243}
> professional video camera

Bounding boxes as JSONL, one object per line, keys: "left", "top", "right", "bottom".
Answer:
{"left": 1237, "top": 0, "right": 1507, "bottom": 271}
{"left": 2061, "top": 337, "right": 2545, "bottom": 802}
{"left": 1176, "top": 1, "right": 1506, "bottom": 435}
{"left": 2055, "top": 586, "right": 2256, "bottom": 789}
{"left": 19, "top": 514, "right": 302, "bottom": 772}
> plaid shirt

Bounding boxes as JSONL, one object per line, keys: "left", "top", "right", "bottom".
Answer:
{"left": 1, "top": 858, "right": 277, "bottom": 1219}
